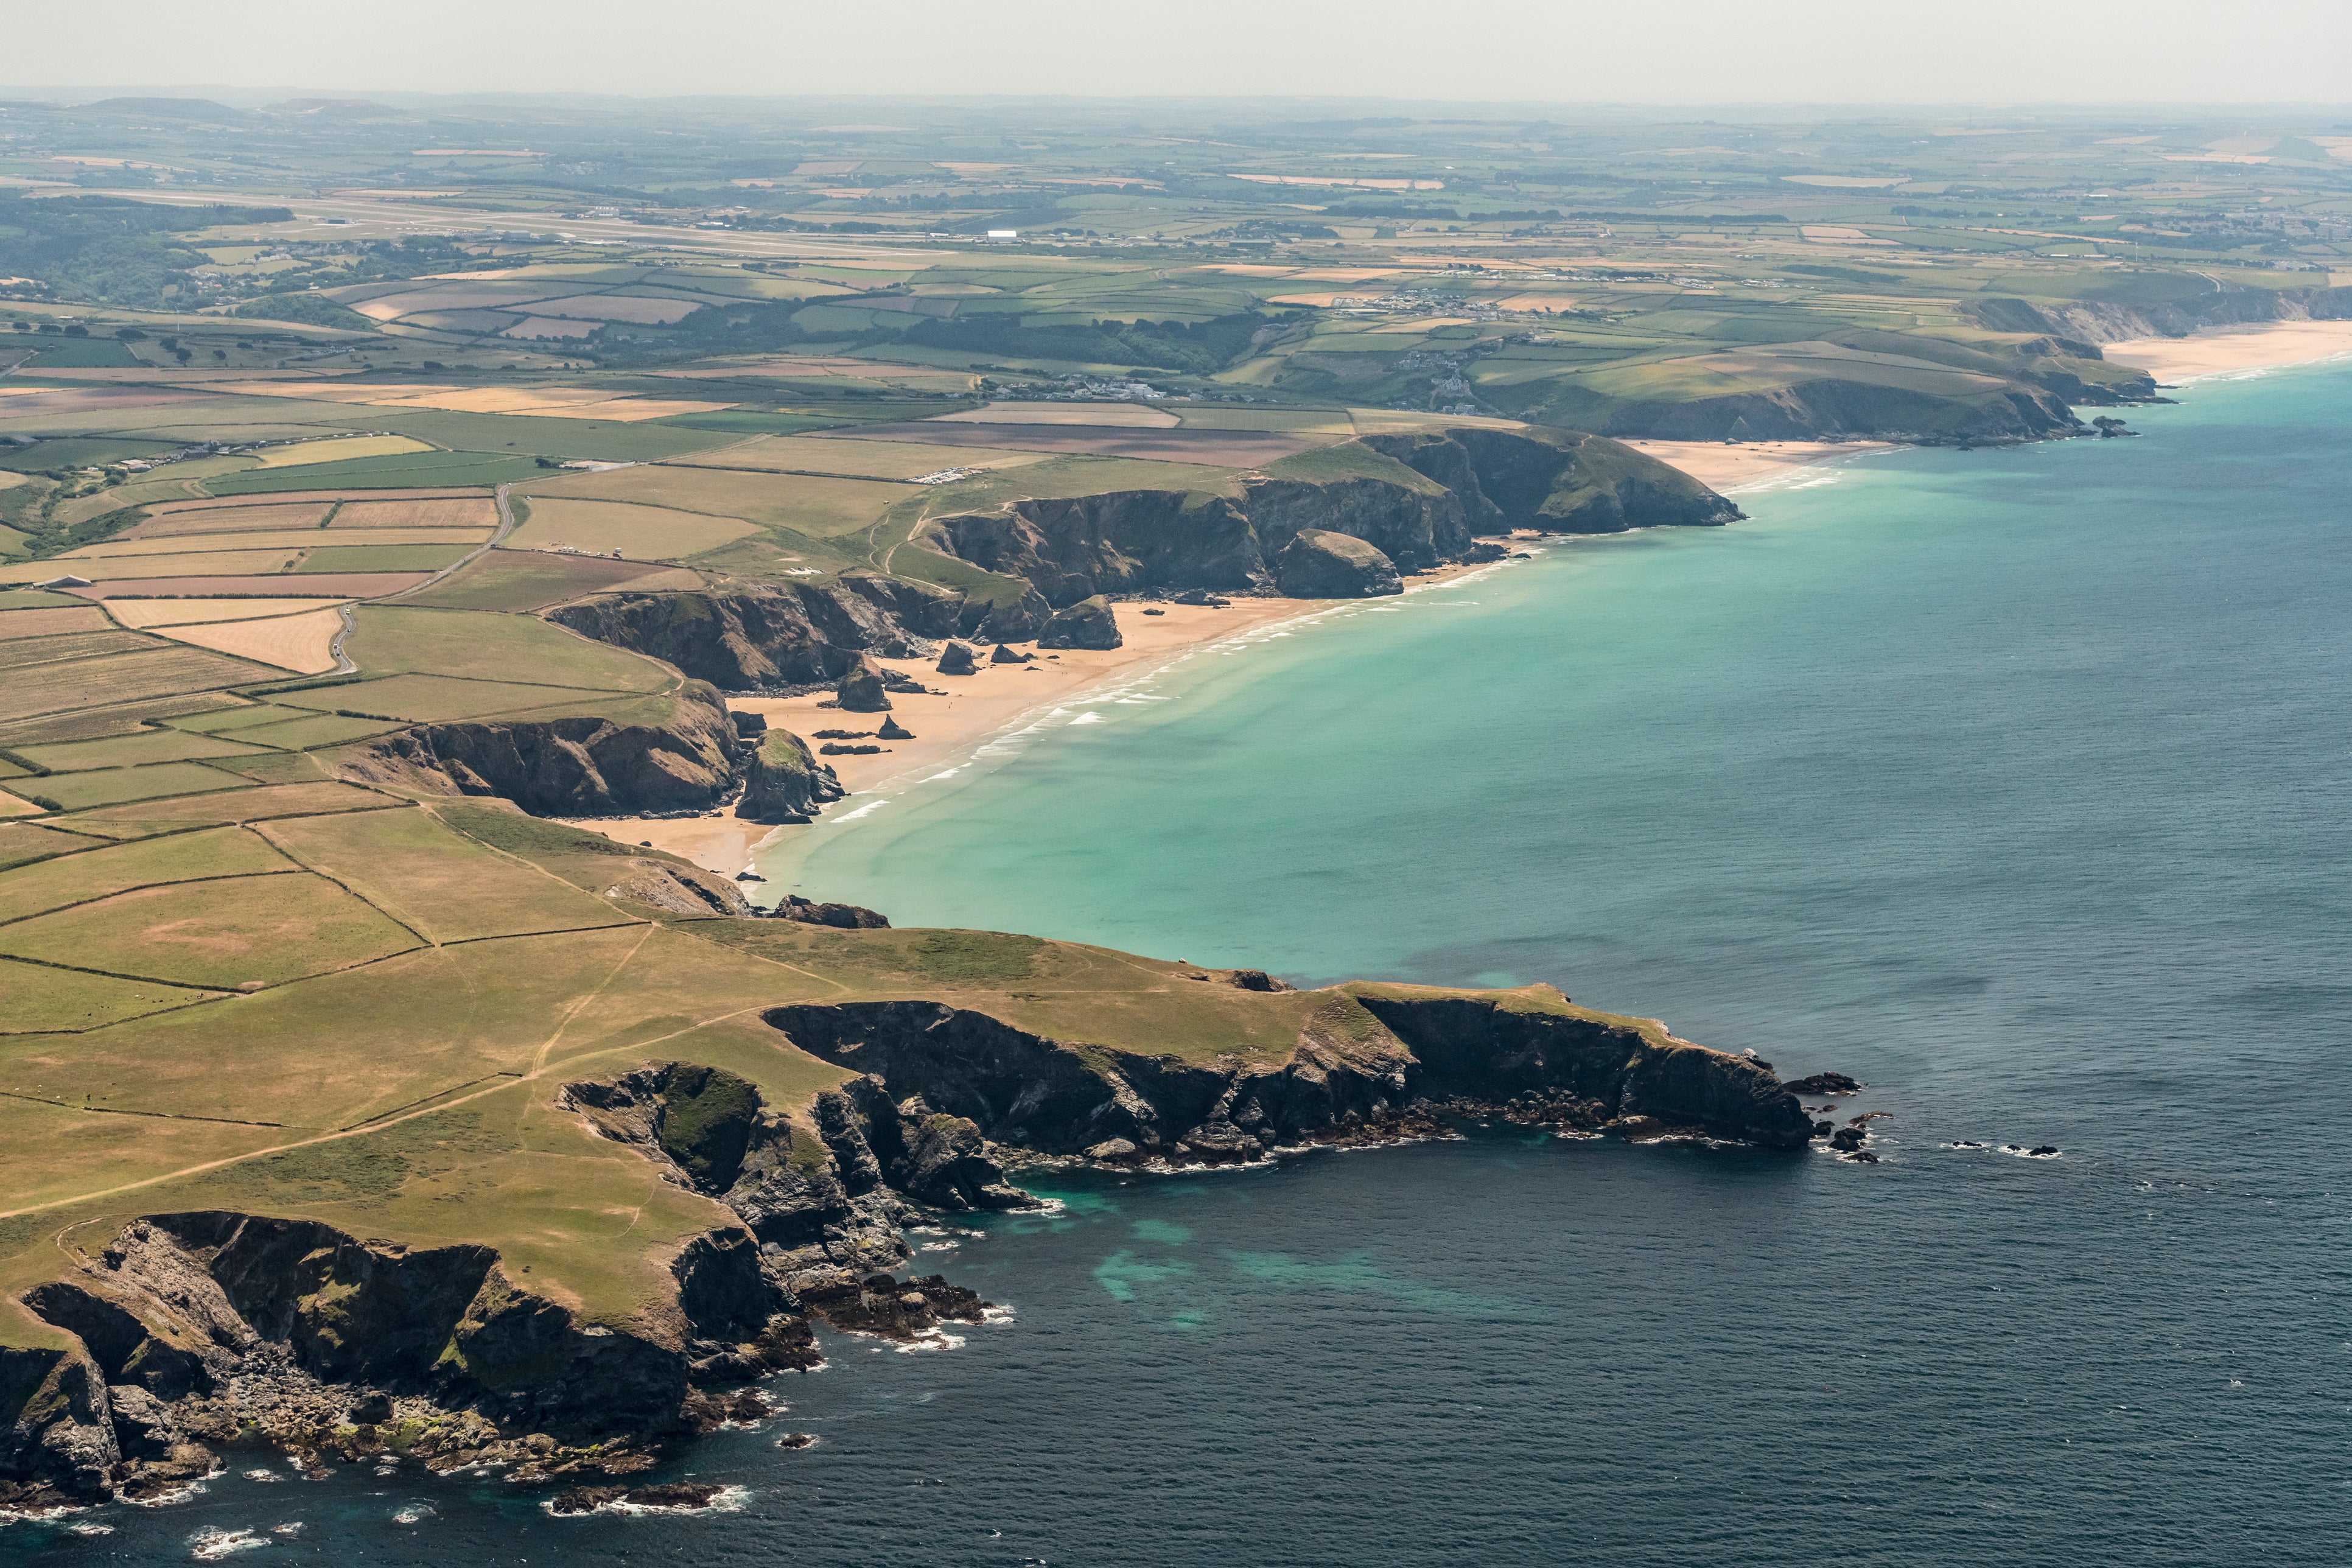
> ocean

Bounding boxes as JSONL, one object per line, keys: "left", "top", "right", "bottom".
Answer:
{"left": 21, "top": 362, "right": 2350, "bottom": 1564}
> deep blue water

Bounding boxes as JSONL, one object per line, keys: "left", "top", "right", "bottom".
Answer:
{"left": 15, "top": 363, "right": 2351, "bottom": 1564}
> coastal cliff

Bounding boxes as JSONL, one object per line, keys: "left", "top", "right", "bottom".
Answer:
{"left": 915, "top": 424, "right": 1739, "bottom": 608}
{"left": 4, "top": 970, "right": 1816, "bottom": 1510}
{"left": 343, "top": 681, "right": 739, "bottom": 816}
{"left": 5, "top": 1210, "right": 813, "bottom": 1509}
{"left": 765, "top": 985, "right": 1812, "bottom": 1160}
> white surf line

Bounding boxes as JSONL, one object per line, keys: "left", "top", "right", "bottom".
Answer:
{"left": 793, "top": 559, "right": 1548, "bottom": 838}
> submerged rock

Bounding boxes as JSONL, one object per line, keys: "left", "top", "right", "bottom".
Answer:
{"left": 1275, "top": 528, "right": 1403, "bottom": 598}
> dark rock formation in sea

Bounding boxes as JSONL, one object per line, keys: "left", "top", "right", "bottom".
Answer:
{"left": 735, "top": 729, "right": 844, "bottom": 825}
{"left": 936, "top": 640, "right": 977, "bottom": 675}
{"left": 1276, "top": 528, "right": 1404, "bottom": 598}
{"left": 835, "top": 657, "right": 892, "bottom": 713}
{"left": 1037, "top": 595, "right": 1121, "bottom": 649}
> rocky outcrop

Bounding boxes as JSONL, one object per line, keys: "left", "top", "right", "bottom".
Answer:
{"left": 343, "top": 682, "right": 737, "bottom": 816}
{"left": 561, "top": 1064, "right": 1032, "bottom": 1292}
{"left": 1037, "top": 594, "right": 1121, "bottom": 649}
{"left": 5, "top": 1206, "right": 809, "bottom": 1506}
{"left": 735, "top": 729, "right": 844, "bottom": 825}
{"left": 1276, "top": 528, "right": 1402, "bottom": 598}
{"left": 772, "top": 894, "right": 890, "bottom": 929}
{"left": 762, "top": 986, "right": 1811, "bottom": 1163}
{"left": 835, "top": 657, "right": 892, "bottom": 712}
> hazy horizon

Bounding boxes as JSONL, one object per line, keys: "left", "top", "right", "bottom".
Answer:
{"left": 7, "top": 0, "right": 2348, "bottom": 106}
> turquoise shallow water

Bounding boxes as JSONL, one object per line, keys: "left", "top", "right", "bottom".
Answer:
{"left": 21, "top": 364, "right": 2352, "bottom": 1564}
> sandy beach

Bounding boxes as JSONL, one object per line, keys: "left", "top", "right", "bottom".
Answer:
{"left": 565, "top": 596, "right": 1323, "bottom": 875}
{"left": 2103, "top": 319, "right": 2352, "bottom": 382}
{"left": 1622, "top": 438, "right": 1892, "bottom": 492}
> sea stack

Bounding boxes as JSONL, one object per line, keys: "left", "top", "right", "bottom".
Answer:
{"left": 879, "top": 715, "right": 913, "bottom": 740}
{"left": 1276, "top": 528, "right": 1403, "bottom": 598}
{"left": 936, "top": 641, "right": 978, "bottom": 675}
{"left": 1038, "top": 595, "right": 1121, "bottom": 650}
{"left": 991, "top": 643, "right": 1033, "bottom": 664}
{"left": 836, "top": 657, "right": 892, "bottom": 712}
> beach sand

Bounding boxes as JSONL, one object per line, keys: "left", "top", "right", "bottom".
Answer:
{"left": 562, "top": 596, "right": 1321, "bottom": 876}
{"left": 2103, "top": 319, "right": 2352, "bottom": 382}
{"left": 1622, "top": 439, "right": 1892, "bottom": 492}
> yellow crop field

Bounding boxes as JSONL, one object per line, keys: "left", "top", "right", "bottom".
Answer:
{"left": 105, "top": 597, "right": 350, "bottom": 629}
{"left": 152, "top": 607, "right": 345, "bottom": 674}
{"left": 253, "top": 435, "right": 433, "bottom": 469}
{"left": 334, "top": 497, "right": 499, "bottom": 528}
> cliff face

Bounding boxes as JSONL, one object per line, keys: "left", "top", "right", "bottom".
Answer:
{"left": 763, "top": 987, "right": 1813, "bottom": 1161}
{"left": 561, "top": 1063, "right": 1034, "bottom": 1286}
{"left": 912, "top": 425, "right": 1738, "bottom": 607}
{"left": 1360, "top": 425, "right": 1743, "bottom": 534}
{"left": 5, "top": 1209, "right": 796, "bottom": 1506}
{"left": 1976, "top": 283, "right": 2352, "bottom": 347}
{"left": 925, "top": 489, "right": 1263, "bottom": 607}
{"left": 345, "top": 681, "right": 738, "bottom": 816}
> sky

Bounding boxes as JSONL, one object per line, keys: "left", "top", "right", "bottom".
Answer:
{"left": 6, "top": 0, "right": 2348, "bottom": 105}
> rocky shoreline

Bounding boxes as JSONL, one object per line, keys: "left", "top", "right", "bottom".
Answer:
{"left": 1, "top": 987, "right": 1861, "bottom": 1518}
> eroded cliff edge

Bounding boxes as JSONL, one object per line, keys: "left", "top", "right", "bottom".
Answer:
{"left": 3, "top": 974, "right": 1815, "bottom": 1511}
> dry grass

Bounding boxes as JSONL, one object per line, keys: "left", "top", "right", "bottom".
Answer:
{"left": 333, "top": 497, "right": 499, "bottom": 529}
{"left": 0, "top": 606, "right": 110, "bottom": 640}
{"left": 506, "top": 499, "right": 758, "bottom": 561}
{"left": 126, "top": 503, "right": 335, "bottom": 539}
{"left": 32, "top": 548, "right": 306, "bottom": 580}
{"left": 673, "top": 435, "right": 1049, "bottom": 479}
{"left": 931, "top": 401, "right": 1180, "bottom": 428}
{"left": 76, "top": 572, "right": 433, "bottom": 599}
{"left": 0, "top": 646, "right": 275, "bottom": 724}
{"left": 527, "top": 464, "right": 903, "bottom": 539}
{"left": 152, "top": 607, "right": 345, "bottom": 674}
